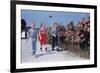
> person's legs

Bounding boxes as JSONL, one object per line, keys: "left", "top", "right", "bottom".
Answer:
{"left": 44, "top": 38, "right": 47, "bottom": 51}
{"left": 40, "top": 42, "right": 42, "bottom": 51}
{"left": 41, "top": 36, "right": 47, "bottom": 51}
{"left": 39, "top": 38, "right": 43, "bottom": 51}
{"left": 34, "top": 40, "right": 36, "bottom": 52}
{"left": 52, "top": 36, "right": 56, "bottom": 51}
{"left": 32, "top": 40, "right": 36, "bottom": 55}
{"left": 44, "top": 44, "right": 47, "bottom": 51}
{"left": 56, "top": 36, "right": 59, "bottom": 51}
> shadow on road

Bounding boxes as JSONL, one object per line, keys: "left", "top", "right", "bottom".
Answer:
{"left": 35, "top": 51, "right": 56, "bottom": 58}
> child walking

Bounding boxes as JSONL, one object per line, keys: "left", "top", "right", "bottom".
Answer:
{"left": 28, "top": 23, "right": 37, "bottom": 55}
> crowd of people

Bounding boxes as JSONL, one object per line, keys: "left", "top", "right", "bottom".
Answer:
{"left": 22, "top": 16, "right": 90, "bottom": 56}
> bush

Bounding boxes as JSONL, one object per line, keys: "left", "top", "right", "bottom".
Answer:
{"left": 46, "top": 27, "right": 52, "bottom": 44}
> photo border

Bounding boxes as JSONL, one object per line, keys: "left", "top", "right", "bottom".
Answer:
{"left": 10, "top": 0, "right": 97, "bottom": 72}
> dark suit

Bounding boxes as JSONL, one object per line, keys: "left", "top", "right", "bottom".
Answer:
{"left": 51, "top": 27, "right": 59, "bottom": 50}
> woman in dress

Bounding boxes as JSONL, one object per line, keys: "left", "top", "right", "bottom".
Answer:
{"left": 38, "top": 23, "right": 47, "bottom": 51}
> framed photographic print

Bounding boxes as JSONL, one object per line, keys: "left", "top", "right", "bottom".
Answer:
{"left": 10, "top": 0, "right": 97, "bottom": 72}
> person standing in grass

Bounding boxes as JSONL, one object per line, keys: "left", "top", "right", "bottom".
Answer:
{"left": 28, "top": 22, "right": 37, "bottom": 55}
